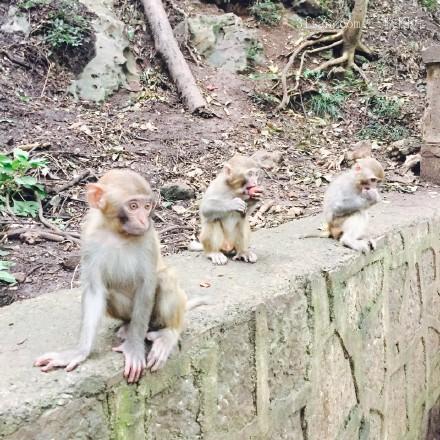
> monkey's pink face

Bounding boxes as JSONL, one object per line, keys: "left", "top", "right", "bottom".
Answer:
{"left": 118, "top": 196, "right": 155, "bottom": 236}
{"left": 244, "top": 168, "right": 263, "bottom": 200}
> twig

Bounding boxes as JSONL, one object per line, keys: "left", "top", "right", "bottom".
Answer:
{"left": 0, "top": 49, "right": 31, "bottom": 70}
{"left": 159, "top": 225, "right": 194, "bottom": 235}
{"left": 40, "top": 61, "right": 53, "bottom": 98}
{"left": 70, "top": 264, "right": 80, "bottom": 289}
{"left": 5, "top": 227, "right": 65, "bottom": 242}
{"left": 52, "top": 169, "right": 91, "bottom": 194}
{"left": 36, "top": 196, "right": 81, "bottom": 244}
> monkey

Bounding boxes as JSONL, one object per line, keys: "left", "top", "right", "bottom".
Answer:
{"left": 34, "top": 169, "right": 191, "bottom": 383}
{"left": 190, "top": 154, "right": 264, "bottom": 265}
{"left": 304, "top": 157, "right": 385, "bottom": 253}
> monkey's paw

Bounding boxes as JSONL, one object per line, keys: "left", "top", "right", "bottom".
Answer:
{"left": 112, "top": 341, "right": 146, "bottom": 383}
{"left": 233, "top": 251, "right": 257, "bottom": 263}
{"left": 230, "top": 197, "right": 247, "bottom": 214}
{"left": 34, "top": 349, "right": 87, "bottom": 372}
{"left": 207, "top": 252, "right": 228, "bottom": 265}
{"left": 146, "top": 330, "right": 178, "bottom": 372}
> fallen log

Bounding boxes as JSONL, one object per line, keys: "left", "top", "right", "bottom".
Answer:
{"left": 140, "top": 0, "right": 209, "bottom": 115}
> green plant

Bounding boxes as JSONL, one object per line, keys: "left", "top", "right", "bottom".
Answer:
{"left": 45, "top": 16, "right": 86, "bottom": 48}
{"left": 0, "top": 250, "right": 16, "bottom": 284}
{"left": 420, "top": 0, "right": 438, "bottom": 11}
{"left": 357, "top": 122, "right": 409, "bottom": 142}
{"left": 303, "top": 69, "right": 325, "bottom": 80}
{"left": 43, "top": 1, "right": 90, "bottom": 49}
{"left": 18, "top": 0, "right": 51, "bottom": 10}
{"left": 246, "top": 41, "right": 264, "bottom": 66}
{"left": 0, "top": 149, "right": 47, "bottom": 217}
{"left": 367, "top": 95, "right": 402, "bottom": 119}
{"left": 308, "top": 90, "right": 347, "bottom": 118}
{"left": 250, "top": 0, "right": 282, "bottom": 26}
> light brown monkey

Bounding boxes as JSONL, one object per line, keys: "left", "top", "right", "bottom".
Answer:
{"left": 320, "top": 157, "right": 385, "bottom": 252}
{"left": 193, "top": 154, "right": 263, "bottom": 265}
{"left": 35, "top": 169, "right": 188, "bottom": 383}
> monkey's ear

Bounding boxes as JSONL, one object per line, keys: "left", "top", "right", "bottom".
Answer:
{"left": 223, "top": 163, "right": 232, "bottom": 176}
{"left": 87, "top": 183, "right": 106, "bottom": 209}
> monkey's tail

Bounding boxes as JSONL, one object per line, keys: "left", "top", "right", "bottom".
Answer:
{"left": 188, "top": 240, "right": 204, "bottom": 252}
{"left": 186, "top": 297, "right": 212, "bottom": 310}
{"left": 299, "top": 231, "right": 331, "bottom": 239}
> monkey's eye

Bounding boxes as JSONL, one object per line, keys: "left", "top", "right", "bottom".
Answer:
{"left": 145, "top": 203, "right": 151, "bottom": 210}
{"left": 129, "top": 201, "right": 139, "bottom": 210}
{"left": 370, "top": 177, "right": 378, "bottom": 183}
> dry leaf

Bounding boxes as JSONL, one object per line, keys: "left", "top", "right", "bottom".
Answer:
{"left": 200, "top": 281, "right": 211, "bottom": 288}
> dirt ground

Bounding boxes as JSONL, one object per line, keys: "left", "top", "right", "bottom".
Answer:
{"left": 1, "top": 0, "right": 439, "bottom": 304}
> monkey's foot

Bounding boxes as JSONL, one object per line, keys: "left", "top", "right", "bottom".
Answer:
{"left": 146, "top": 329, "right": 178, "bottom": 372}
{"left": 34, "top": 349, "right": 87, "bottom": 372}
{"left": 233, "top": 251, "right": 257, "bottom": 263}
{"left": 207, "top": 252, "right": 228, "bottom": 265}
{"left": 112, "top": 341, "right": 147, "bottom": 383}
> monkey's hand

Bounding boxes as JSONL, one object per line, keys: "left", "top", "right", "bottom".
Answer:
{"left": 362, "top": 188, "right": 381, "bottom": 204}
{"left": 146, "top": 329, "right": 179, "bottom": 372}
{"left": 34, "top": 349, "right": 88, "bottom": 372}
{"left": 229, "top": 197, "right": 247, "bottom": 214}
{"left": 247, "top": 186, "right": 263, "bottom": 200}
{"left": 112, "top": 340, "right": 147, "bottom": 383}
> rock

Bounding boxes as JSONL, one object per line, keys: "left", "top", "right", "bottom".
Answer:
{"left": 160, "top": 182, "right": 195, "bottom": 201}
{"left": 184, "top": 13, "right": 264, "bottom": 72}
{"left": 285, "top": 0, "right": 328, "bottom": 17}
{"left": 68, "top": 0, "right": 139, "bottom": 102}
{"left": 345, "top": 140, "right": 372, "bottom": 161}
{"left": 12, "top": 272, "right": 26, "bottom": 283}
{"left": 62, "top": 254, "right": 81, "bottom": 271}
{"left": 387, "top": 137, "right": 422, "bottom": 161}
{"left": 1, "top": 6, "right": 31, "bottom": 36}
{"left": 251, "top": 149, "right": 283, "bottom": 170}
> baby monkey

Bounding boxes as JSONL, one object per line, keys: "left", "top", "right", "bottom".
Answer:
{"left": 193, "top": 154, "right": 263, "bottom": 265}
{"left": 35, "top": 170, "right": 190, "bottom": 383}
{"left": 320, "top": 157, "right": 385, "bottom": 253}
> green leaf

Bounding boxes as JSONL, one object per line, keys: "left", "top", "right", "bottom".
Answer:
{"left": 0, "top": 271, "right": 16, "bottom": 284}
{"left": 12, "top": 200, "right": 39, "bottom": 217}
{"left": 14, "top": 175, "right": 37, "bottom": 187}
{"left": 13, "top": 148, "right": 29, "bottom": 161}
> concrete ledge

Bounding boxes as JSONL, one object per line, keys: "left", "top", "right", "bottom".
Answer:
{"left": 2, "top": 193, "right": 440, "bottom": 439}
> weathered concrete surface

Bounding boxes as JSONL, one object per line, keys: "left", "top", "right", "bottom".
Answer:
{"left": 2, "top": 192, "right": 440, "bottom": 439}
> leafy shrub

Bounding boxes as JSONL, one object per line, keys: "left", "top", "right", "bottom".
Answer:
{"left": 0, "top": 149, "right": 47, "bottom": 217}
{"left": 308, "top": 90, "right": 347, "bottom": 118}
{"left": 251, "top": 0, "right": 282, "bottom": 26}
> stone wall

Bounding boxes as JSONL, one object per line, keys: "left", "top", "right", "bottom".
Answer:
{"left": 1, "top": 194, "right": 440, "bottom": 439}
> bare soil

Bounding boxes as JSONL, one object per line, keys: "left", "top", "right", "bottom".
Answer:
{"left": 1, "top": 0, "right": 439, "bottom": 304}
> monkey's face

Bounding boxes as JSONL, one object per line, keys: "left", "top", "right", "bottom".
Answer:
{"left": 118, "top": 195, "right": 155, "bottom": 236}
{"left": 244, "top": 168, "right": 263, "bottom": 200}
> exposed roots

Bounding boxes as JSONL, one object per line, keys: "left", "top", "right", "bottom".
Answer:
{"left": 276, "top": 30, "right": 370, "bottom": 112}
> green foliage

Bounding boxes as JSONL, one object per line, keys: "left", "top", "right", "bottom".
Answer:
{"left": 367, "top": 95, "right": 402, "bottom": 119}
{"left": 250, "top": 0, "right": 282, "bottom": 26}
{"left": 18, "top": 0, "right": 51, "bottom": 9}
{"left": 303, "top": 69, "right": 325, "bottom": 80}
{"left": 420, "top": 0, "right": 438, "bottom": 11}
{"left": 308, "top": 90, "right": 347, "bottom": 118}
{"left": 45, "top": 16, "right": 85, "bottom": 48}
{"left": 357, "top": 122, "right": 409, "bottom": 142}
{"left": 0, "top": 149, "right": 47, "bottom": 217}
{"left": 246, "top": 41, "right": 264, "bottom": 66}
{"left": 0, "top": 251, "right": 16, "bottom": 285}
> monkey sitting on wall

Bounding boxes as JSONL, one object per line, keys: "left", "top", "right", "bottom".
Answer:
{"left": 190, "top": 154, "right": 264, "bottom": 265}
{"left": 306, "top": 157, "right": 385, "bottom": 253}
{"left": 35, "top": 170, "right": 194, "bottom": 383}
